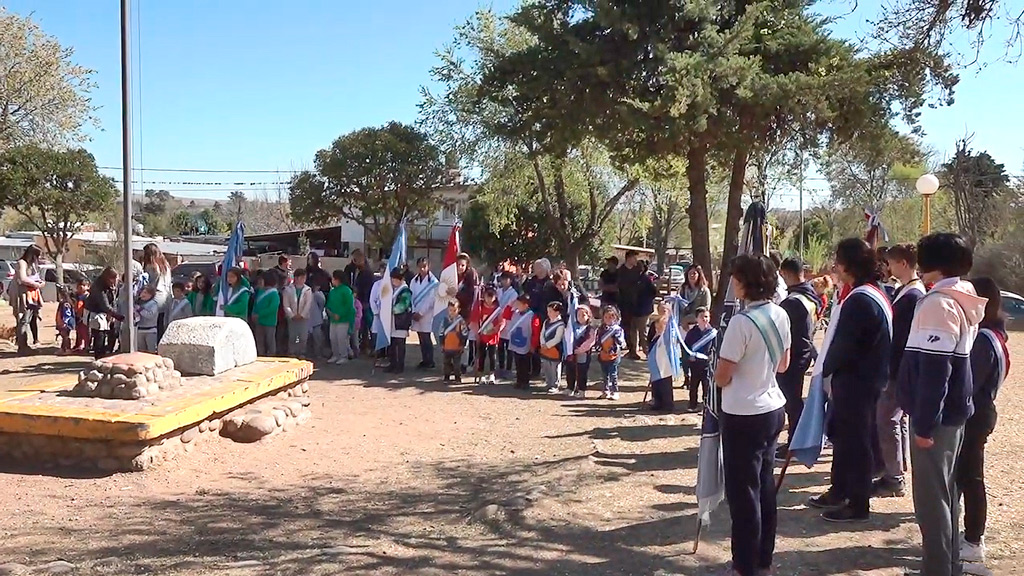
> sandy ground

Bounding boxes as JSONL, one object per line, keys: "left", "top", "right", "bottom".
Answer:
{"left": 0, "top": 302, "right": 1021, "bottom": 575}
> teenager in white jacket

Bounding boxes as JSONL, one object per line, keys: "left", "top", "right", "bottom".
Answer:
{"left": 283, "top": 269, "right": 314, "bottom": 358}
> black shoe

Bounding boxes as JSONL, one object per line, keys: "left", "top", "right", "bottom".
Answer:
{"left": 871, "top": 478, "right": 906, "bottom": 498}
{"left": 775, "top": 444, "right": 790, "bottom": 463}
{"left": 417, "top": 361, "right": 428, "bottom": 369}
{"left": 808, "top": 491, "right": 847, "bottom": 510}
{"left": 822, "top": 504, "right": 869, "bottom": 523}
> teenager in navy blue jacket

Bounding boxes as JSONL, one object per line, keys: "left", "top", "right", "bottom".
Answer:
{"left": 898, "top": 233, "right": 986, "bottom": 576}
{"left": 874, "top": 243, "right": 926, "bottom": 498}
{"left": 956, "top": 277, "right": 1009, "bottom": 570}
{"left": 808, "top": 238, "right": 892, "bottom": 523}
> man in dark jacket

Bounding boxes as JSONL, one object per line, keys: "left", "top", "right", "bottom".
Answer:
{"left": 873, "top": 243, "right": 925, "bottom": 497}
{"left": 776, "top": 258, "right": 821, "bottom": 459}
{"left": 305, "top": 253, "right": 332, "bottom": 294}
{"left": 616, "top": 251, "right": 647, "bottom": 359}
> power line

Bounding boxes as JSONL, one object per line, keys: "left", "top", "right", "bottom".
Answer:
{"left": 99, "top": 166, "right": 296, "bottom": 174}
{"left": 112, "top": 179, "right": 289, "bottom": 186}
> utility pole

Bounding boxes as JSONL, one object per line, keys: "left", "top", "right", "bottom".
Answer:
{"left": 120, "top": 0, "right": 135, "bottom": 352}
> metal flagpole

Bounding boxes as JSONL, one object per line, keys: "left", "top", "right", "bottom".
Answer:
{"left": 120, "top": 0, "right": 135, "bottom": 352}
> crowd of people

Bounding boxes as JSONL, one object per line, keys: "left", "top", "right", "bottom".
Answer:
{"left": 3, "top": 230, "right": 1010, "bottom": 576}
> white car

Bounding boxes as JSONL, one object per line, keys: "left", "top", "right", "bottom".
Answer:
{"left": 1001, "top": 290, "right": 1024, "bottom": 331}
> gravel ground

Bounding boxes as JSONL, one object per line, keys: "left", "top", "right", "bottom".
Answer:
{"left": 0, "top": 305, "right": 1021, "bottom": 575}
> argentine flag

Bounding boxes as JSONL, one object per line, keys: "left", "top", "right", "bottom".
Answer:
{"left": 375, "top": 221, "right": 407, "bottom": 351}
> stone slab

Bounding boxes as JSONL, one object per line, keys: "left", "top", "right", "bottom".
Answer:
{"left": 0, "top": 358, "right": 313, "bottom": 441}
{"left": 158, "top": 316, "right": 257, "bottom": 376}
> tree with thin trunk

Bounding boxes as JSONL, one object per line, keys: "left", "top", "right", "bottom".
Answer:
{"left": 0, "top": 146, "right": 116, "bottom": 283}
{"left": 943, "top": 135, "right": 1012, "bottom": 249}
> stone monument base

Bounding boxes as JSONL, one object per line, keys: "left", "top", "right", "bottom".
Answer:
{"left": 0, "top": 358, "right": 314, "bottom": 473}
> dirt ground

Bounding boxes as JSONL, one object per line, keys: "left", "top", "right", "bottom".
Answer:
{"left": 0, "top": 302, "right": 1021, "bottom": 575}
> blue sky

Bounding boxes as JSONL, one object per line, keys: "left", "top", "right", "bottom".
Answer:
{"left": 6, "top": 0, "right": 1023, "bottom": 210}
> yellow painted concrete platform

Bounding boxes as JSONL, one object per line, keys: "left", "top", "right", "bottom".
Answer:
{"left": 0, "top": 358, "right": 314, "bottom": 442}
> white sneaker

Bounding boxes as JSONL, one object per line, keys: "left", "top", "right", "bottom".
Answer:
{"left": 609, "top": 392, "right": 620, "bottom": 401}
{"left": 564, "top": 388, "right": 576, "bottom": 397}
{"left": 487, "top": 374, "right": 496, "bottom": 385}
{"left": 963, "top": 563, "right": 993, "bottom": 576}
{"left": 335, "top": 358, "right": 349, "bottom": 365}
{"left": 327, "top": 356, "right": 339, "bottom": 364}
{"left": 546, "top": 386, "right": 559, "bottom": 394}
{"left": 961, "top": 537, "right": 985, "bottom": 563}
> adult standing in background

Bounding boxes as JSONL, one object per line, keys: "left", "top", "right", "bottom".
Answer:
{"left": 305, "top": 253, "right": 332, "bottom": 294}
{"left": 679, "top": 264, "right": 712, "bottom": 326}
{"left": 410, "top": 257, "right": 438, "bottom": 369}
{"left": 523, "top": 258, "right": 554, "bottom": 376}
{"left": 273, "top": 254, "right": 293, "bottom": 286}
{"left": 454, "top": 253, "right": 479, "bottom": 368}
{"left": 598, "top": 256, "right": 619, "bottom": 307}
{"left": 9, "top": 245, "right": 44, "bottom": 354}
{"left": 141, "top": 243, "right": 172, "bottom": 340}
{"left": 344, "top": 249, "right": 376, "bottom": 353}
{"left": 616, "top": 251, "right": 644, "bottom": 359}
{"left": 809, "top": 238, "right": 892, "bottom": 523}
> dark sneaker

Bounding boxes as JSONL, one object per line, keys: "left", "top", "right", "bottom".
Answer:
{"left": 808, "top": 491, "right": 847, "bottom": 510}
{"left": 822, "top": 504, "right": 869, "bottom": 523}
{"left": 872, "top": 478, "right": 906, "bottom": 498}
{"left": 775, "top": 444, "right": 790, "bottom": 463}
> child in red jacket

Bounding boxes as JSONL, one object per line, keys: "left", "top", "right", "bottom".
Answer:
{"left": 472, "top": 286, "right": 504, "bottom": 384}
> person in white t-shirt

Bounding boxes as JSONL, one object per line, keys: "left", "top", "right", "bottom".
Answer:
{"left": 715, "top": 253, "right": 792, "bottom": 576}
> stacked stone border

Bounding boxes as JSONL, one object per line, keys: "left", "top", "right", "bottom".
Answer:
{"left": 0, "top": 380, "right": 312, "bottom": 473}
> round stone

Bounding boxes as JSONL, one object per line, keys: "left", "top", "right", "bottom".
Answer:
{"left": 162, "top": 357, "right": 175, "bottom": 371}
{"left": 111, "top": 384, "right": 129, "bottom": 399}
{"left": 300, "top": 381, "right": 310, "bottom": 393}
{"left": 208, "top": 418, "right": 222, "bottom": 431}
{"left": 123, "top": 365, "right": 142, "bottom": 378}
{"left": 132, "top": 374, "right": 148, "bottom": 389}
{"left": 145, "top": 370, "right": 156, "bottom": 383}
{"left": 108, "top": 364, "right": 128, "bottom": 377}
{"left": 86, "top": 370, "right": 104, "bottom": 382}
{"left": 130, "top": 386, "right": 147, "bottom": 400}
{"left": 109, "top": 373, "right": 130, "bottom": 386}
{"left": 97, "top": 381, "right": 114, "bottom": 398}
{"left": 232, "top": 415, "right": 276, "bottom": 443}
{"left": 271, "top": 409, "right": 287, "bottom": 427}
{"left": 180, "top": 427, "right": 200, "bottom": 444}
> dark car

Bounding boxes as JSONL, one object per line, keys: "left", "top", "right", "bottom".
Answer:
{"left": 171, "top": 262, "right": 218, "bottom": 285}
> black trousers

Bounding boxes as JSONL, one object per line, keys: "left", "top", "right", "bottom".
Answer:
{"left": 476, "top": 342, "right": 496, "bottom": 373}
{"left": 514, "top": 352, "right": 532, "bottom": 389}
{"left": 566, "top": 356, "right": 591, "bottom": 392}
{"left": 498, "top": 338, "right": 511, "bottom": 371}
{"left": 956, "top": 407, "right": 996, "bottom": 544}
{"left": 776, "top": 363, "right": 809, "bottom": 437}
{"left": 443, "top": 351, "right": 462, "bottom": 380}
{"left": 651, "top": 376, "right": 674, "bottom": 411}
{"left": 828, "top": 388, "right": 880, "bottom": 513}
{"left": 417, "top": 332, "right": 434, "bottom": 366}
{"left": 688, "top": 363, "right": 710, "bottom": 409}
{"left": 531, "top": 351, "right": 541, "bottom": 377}
{"left": 722, "top": 407, "right": 785, "bottom": 576}
{"left": 388, "top": 336, "right": 407, "bottom": 372}
{"left": 91, "top": 329, "right": 115, "bottom": 359}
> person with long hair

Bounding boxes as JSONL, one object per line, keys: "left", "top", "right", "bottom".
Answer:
{"left": 188, "top": 273, "right": 217, "bottom": 316}
{"left": 715, "top": 254, "right": 791, "bottom": 576}
{"left": 84, "top": 267, "right": 124, "bottom": 359}
{"left": 956, "top": 277, "right": 1008, "bottom": 572}
{"left": 8, "top": 245, "right": 44, "bottom": 354}
{"left": 141, "top": 243, "right": 172, "bottom": 339}
{"left": 680, "top": 265, "right": 711, "bottom": 324}
{"left": 898, "top": 233, "right": 984, "bottom": 576}
{"left": 809, "top": 238, "right": 892, "bottom": 523}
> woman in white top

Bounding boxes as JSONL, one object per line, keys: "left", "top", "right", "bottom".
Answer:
{"left": 141, "top": 243, "right": 172, "bottom": 339}
{"left": 9, "top": 245, "right": 45, "bottom": 354}
{"left": 715, "top": 253, "right": 791, "bottom": 576}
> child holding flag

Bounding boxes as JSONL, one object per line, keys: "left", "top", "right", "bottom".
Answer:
{"left": 684, "top": 307, "right": 717, "bottom": 412}
{"left": 384, "top": 267, "right": 414, "bottom": 374}
{"left": 410, "top": 257, "right": 439, "bottom": 369}
{"left": 648, "top": 300, "right": 682, "bottom": 413}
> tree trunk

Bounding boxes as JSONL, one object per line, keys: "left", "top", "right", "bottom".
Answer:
{"left": 686, "top": 138, "right": 712, "bottom": 287}
{"left": 711, "top": 144, "right": 750, "bottom": 321}
{"left": 55, "top": 248, "right": 65, "bottom": 286}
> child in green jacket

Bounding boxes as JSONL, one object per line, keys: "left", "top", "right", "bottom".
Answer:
{"left": 251, "top": 271, "right": 281, "bottom": 356}
{"left": 223, "top": 267, "right": 252, "bottom": 320}
{"left": 325, "top": 270, "right": 356, "bottom": 364}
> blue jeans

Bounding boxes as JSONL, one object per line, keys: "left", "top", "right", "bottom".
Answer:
{"left": 600, "top": 359, "right": 620, "bottom": 394}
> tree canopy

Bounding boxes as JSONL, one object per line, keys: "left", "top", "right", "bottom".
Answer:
{"left": 0, "top": 145, "right": 116, "bottom": 281}
{"left": 0, "top": 9, "right": 97, "bottom": 149}
{"left": 289, "top": 121, "right": 452, "bottom": 248}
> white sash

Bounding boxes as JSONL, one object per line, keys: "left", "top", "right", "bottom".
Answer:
{"left": 227, "top": 286, "right": 250, "bottom": 307}
{"left": 690, "top": 328, "right": 718, "bottom": 353}
{"left": 171, "top": 298, "right": 190, "bottom": 317}
{"left": 478, "top": 303, "right": 503, "bottom": 334}
{"left": 508, "top": 310, "right": 532, "bottom": 336}
{"left": 443, "top": 316, "right": 465, "bottom": 335}
{"left": 894, "top": 279, "right": 925, "bottom": 303}
{"left": 411, "top": 274, "right": 438, "bottom": 310}
{"left": 849, "top": 284, "right": 893, "bottom": 336}
{"left": 600, "top": 326, "right": 619, "bottom": 344}
{"left": 255, "top": 289, "right": 275, "bottom": 305}
{"left": 542, "top": 319, "right": 564, "bottom": 342}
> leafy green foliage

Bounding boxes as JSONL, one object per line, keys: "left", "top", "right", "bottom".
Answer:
{"left": 288, "top": 122, "right": 451, "bottom": 248}
{"left": 942, "top": 137, "right": 1013, "bottom": 248}
{"left": 0, "top": 145, "right": 116, "bottom": 281}
{"left": 0, "top": 10, "right": 98, "bottom": 148}
{"left": 821, "top": 127, "right": 926, "bottom": 209}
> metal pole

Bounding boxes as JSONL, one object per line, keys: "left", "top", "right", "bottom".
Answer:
{"left": 120, "top": 0, "right": 135, "bottom": 353}
{"left": 923, "top": 195, "right": 932, "bottom": 235}
{"left": 798, "top": 150, "right": 805, "bottom": 260}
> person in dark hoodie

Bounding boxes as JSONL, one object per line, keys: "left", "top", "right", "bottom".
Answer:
{"left": 808, "top": 238, "right": 892, "bottom": 523}
{"left": 956, "top": 277, "right": 1008, "bottom": 572}
{"left": 775, "top": 257, "right": 821, "bottom": 460}
{"left": 874, "top": 243, "right": 926, "bottom": 498}
{"left": 898, "top": 233, "right": 986, "bottom": 576}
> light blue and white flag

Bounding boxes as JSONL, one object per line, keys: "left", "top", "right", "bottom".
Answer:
{"left": 215, "top": 220, "right": 245, "bottom": 317}
{"left": 375, "top": 221, "right": 407, "bottom": 351}
{"left": 648, "top": 313, "right": 683, "bottom": 381}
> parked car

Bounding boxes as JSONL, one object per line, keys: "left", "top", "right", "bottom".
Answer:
{"left": 0, "top": 259, "right": 15, "bottom": 298}
{"left": 171, "top": 262, "right": 218, "bottom": 285}
{"left": 1001, "top": 290, "right": 1024, "bottom": 331}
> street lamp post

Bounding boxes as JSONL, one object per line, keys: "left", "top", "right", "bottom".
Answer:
{"left": 120, "top": 0, "right": 135, "bottom": 352}
{"left": 916, "top": 174, "right": 940, "bottom": 236}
